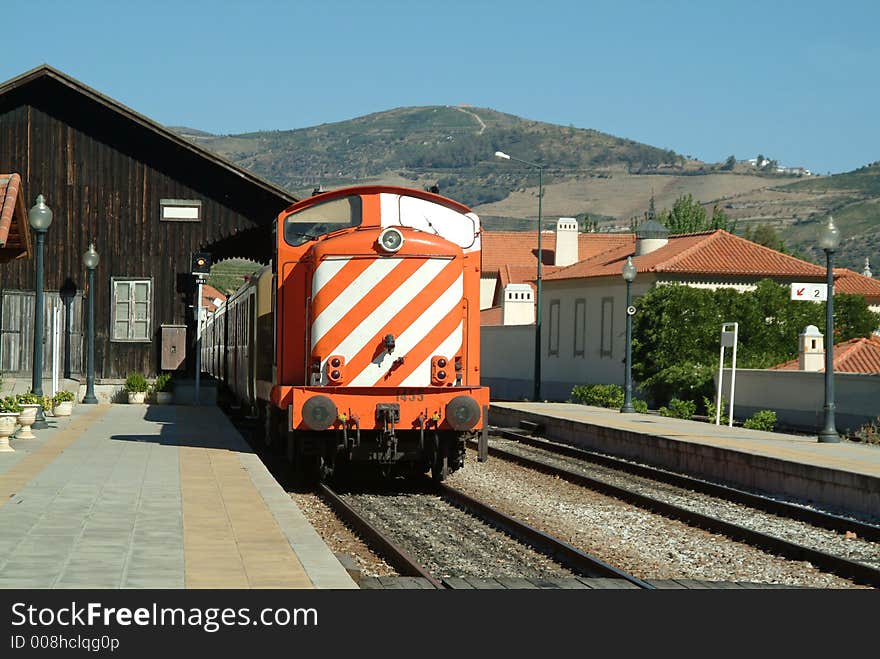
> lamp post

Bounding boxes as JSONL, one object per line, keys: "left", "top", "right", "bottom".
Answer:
{"left": 817, "top": 216, "right": 840, "bottom": 443}
{"left": 82, "top": 243, "right": 100, "bottom": 404}
{"left": 28, "top": 195, "right": 53, "bottom": 429}
{"left": 495, "top": 150, "right": 544, "bottom": 401}
{"left": 620, "top": 256, "right": 637, "bottom": 413}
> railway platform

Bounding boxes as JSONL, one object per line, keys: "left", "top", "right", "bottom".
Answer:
{"left": 0, "top": 403, "right": 357, "bottom": 589}
{"left": 489, "top": 402, "right": 880, "bottom": 519}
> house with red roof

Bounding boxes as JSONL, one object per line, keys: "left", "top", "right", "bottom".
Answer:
{"left": 481, "top": 218, "right": 880, "bottom": 401}
{"left": 0, "top": 173, "right": 31, "bottom": 264}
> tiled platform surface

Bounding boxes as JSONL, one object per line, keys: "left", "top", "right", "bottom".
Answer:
{"left": 490, "top": 402, "right": 880, "bottom": 518}
{"left": 0, "top": 404, "right": 357, "bottom": 589}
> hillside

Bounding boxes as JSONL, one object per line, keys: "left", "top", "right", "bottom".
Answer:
{"left": 176, "top": 108, "right": 879, "bottom": 272}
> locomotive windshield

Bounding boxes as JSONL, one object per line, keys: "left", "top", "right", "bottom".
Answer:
{"left": 284, "top": 195, "right": 362, "bottom": 246}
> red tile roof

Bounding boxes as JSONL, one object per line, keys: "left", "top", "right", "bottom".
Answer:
{"left": 770, "top": 335, "right": 880, "bottom": 374}
{"left": 0, "top": 173, "right": 31, "bottom": 263}
{"left": 544, "top": 230, "right": 829, "bottom": 281}
{"left": 481, "top": 230, "right": 633, "bottom": 273}
{"left": 833, "top": 268, "right": 880, "bottom": 303}
{"left": 201, "top": 284, "right": 227, "bottom": 312}
{"left": 480, "top": 306, "right": 504, "bottom": 326}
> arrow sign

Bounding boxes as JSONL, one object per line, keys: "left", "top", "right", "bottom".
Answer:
{"left": 790, "top": 283, "right": 828, "bottom": 301}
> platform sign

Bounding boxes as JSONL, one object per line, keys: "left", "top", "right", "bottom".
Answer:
{"left": 790, "top": 283, "right": 828, "bottom": 302}
{"left": 716, "top": 322, "right": 738, "bottom": 427}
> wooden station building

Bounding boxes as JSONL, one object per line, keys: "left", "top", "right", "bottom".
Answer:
{"left": 0, "top": 65, "right": 296, "bottom": 381}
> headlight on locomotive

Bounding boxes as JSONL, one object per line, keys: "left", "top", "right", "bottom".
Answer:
{"left": 378, "top": 227, "right": 404, "bottom": 253}
{"left": 302, "top": 395, "right": 338, "bottom": 431}
{"left": 445, "top": 395, "right": 481, "bottom": 431}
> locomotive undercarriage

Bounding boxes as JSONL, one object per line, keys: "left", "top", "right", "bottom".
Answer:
{"left": 260, "top": 401, "right": 469, "bottom": 481}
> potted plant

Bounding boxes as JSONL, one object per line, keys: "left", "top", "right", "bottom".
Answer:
{"left": 40, "top": 394, "right": 55, "bottom": 417}
{"left": 0, "top": 396, "right": 22, "bottom": 452}
{"left": 151, "top": 373, "right": 173, "bottom": 405}
{"left": 124, "top": 372, "right": 149, "bottom": 404}
{"left": 53, "top": 390, "right": 75, "bottom": 416}
{"left": 15, "top": 391, "right": 41, "bottom": 439}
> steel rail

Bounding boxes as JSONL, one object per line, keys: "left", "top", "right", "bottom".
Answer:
{"left": 437, "top": 484, "right": 655, "bottom": 589}
{"left": 317, "top": 483, "right": 446, "bottom": 589}
{"left": 475, "top": 434, "right": 880, "bottom": 587}
{"left": 492, "top": 427, "right": 880, "bottom": 542}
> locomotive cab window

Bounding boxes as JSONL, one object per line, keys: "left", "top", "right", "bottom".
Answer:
{"left": 284, "top": 195, "right": 362, "bottom": 246}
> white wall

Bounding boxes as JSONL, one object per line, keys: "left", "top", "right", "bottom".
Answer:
{"left": 480, "top": 324, "right": 534, "bottom": 400}
{"left": 480, "top": 277, "right": 497, "bottom": 310}
{"left": 718, "top": 368, "right": 880, "bottom": 432}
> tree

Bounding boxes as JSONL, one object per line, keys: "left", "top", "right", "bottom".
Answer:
{"left": 721, "top": 155, "right": 736, "bottom": 171}
{"left": 631, "top": 280, "right": 880, "bottom": 405}
{"left": 658, "top": 194, "right": 735, "bottom": 234}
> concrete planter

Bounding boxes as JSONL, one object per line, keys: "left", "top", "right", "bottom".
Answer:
{"left": 155, "top": 391, "right": 173, "bottom": 405}
{"left": 0, "top": 413, "right": 17, "bottom": 452}
{"left": 16, "top": 404, "right": 40, "bottom": 439}
{"left": 54, "top": 401, "right": 74, "bottom": 416}
{"left": 127, "top": 391, "right": 146, "bottom": 404}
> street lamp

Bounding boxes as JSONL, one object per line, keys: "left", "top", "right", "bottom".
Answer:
{"left": 28, "top": 194, "right": 53, "bottom": 429}
{"left": 818, "top": 216, "right": 840, "bottom": 443}
{"left": 82, "top": 243, "right": 100, "bottom": 404}
{"left": 621, "top": 256, "right": 637, "bottom": 413}
{"left": 495, "top": 150, "right": 544, "bottom": 401}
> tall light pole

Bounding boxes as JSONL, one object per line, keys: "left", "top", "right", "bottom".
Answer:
{"left": 620, "top": 256, "right": 637, "bottom": 413}
{"left": 818, "top": 216, "right": 840, "bottom": 443}
{"left": 82, "top": 243, "right": 100, "bottom": 404}
{"left": 495, "top": 150, "right": 544, "bottom": 401}
{"left": 28, "top": 195, "right": 53, "bottom": 429}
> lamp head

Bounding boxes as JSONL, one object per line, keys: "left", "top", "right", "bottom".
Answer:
{"left": 622, "top": 256, "right": 637, "bottom": 282}
{"left": 83, "top": 242, "right": 99, "bottom": 270}
{"left": 818, "top": 215, "right": 841, "bottom": 252}
{"left": 28, "top": 194, "right": 53, "bottom": 231}
{"left": 494, "top": 151, "right": 510, "bottom": 160}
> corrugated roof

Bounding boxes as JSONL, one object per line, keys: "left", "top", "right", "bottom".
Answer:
{"left": 0, "top": 173, "right": 31, "bottom": 263}
{"left": 769, "top": 335, "right": 880, "bottom": 374}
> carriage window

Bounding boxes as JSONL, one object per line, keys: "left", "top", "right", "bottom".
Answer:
{"left": 284, "top": 195, "right": 362, "bottom": 246}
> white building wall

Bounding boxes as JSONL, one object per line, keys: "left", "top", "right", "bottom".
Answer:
{"left": 718, "top": 368, "right": 880, "bottom": 431}
{"left": 480, "top": 277, "right": 497, "bottom": 310}
{"left": 480, "top": 324, "right": 534, "bottom": 400}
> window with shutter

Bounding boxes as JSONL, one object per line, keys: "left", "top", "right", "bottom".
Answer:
{"left": 111, "top": 278, "right": 152, "bottom": 342}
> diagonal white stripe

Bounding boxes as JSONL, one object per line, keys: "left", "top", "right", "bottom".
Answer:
{"left": 311, "top": 258, "right": 402, "bottom": 345}
{"left": 400, "top": 322, "right": 463, "bottom": 387}
{"left": 323, "top": 260, "right": 455, "bottom": 385}
{"left": 311, "top": 257, "right": 350, "bottom": 299}
{"left": 348, "top": 273, "right": 463, "bottom": 387}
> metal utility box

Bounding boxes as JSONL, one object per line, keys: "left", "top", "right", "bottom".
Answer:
{"left": 161, "top": 324, "right": 187, "bottom": 371}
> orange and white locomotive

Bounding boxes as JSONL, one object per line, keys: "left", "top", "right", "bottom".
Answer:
{"left": 203, "top": 186, "right": 489, "bottom": 479}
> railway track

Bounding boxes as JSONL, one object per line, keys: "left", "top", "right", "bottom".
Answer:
{"left": 318, "top": 481, "right": 654, "bottom": 589}
{"left": 475, "top": 428, "right": 880, "bottom": 588}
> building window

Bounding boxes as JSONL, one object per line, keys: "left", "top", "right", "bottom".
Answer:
{"left": 111, "top": 278, "right": 152, "bottom": 342}
{"left": 548, "top": 299, "right": 560, "bottom": 356}
{"left": 160, "top": 199, "right": 202, "bottom": 222}
{"left": 600, "top": 297, "right": 613, "bottom": 358}
{"left": 574, "top": 298, "right": 585, "bottom": 357}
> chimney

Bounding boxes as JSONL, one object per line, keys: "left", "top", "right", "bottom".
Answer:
{"left": 554, "top": 218, "right": 579, "bottom": 267}
{"left": 502, "top": 284, "right": 535, "bottom": 326}
{"left": 635, "top": 219, "right": 669, "bottom": 256}
{"left": 798, "top": 325, "right": 824, "bottom": 371}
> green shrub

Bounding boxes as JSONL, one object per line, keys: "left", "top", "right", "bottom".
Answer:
{"left": 0, "top": 396, "right": 23, "bottom": 414}
{"left": 151, "top": 373, "right": 173, "bottom": 393}
{"left": 571, "top": 384, "right": 624, "bottom": 408}
{"left": 124, "top": 372, "right": 149, "bottom": 393}
{"left": 854, "top": 418, "right": 880, "bottom": 444}
{"left": 53, "top": 390, "right": 75, "bottom": 404}
{"left": 16, "top": 391, "right": 40, "bottom": 405}
{"left": 702, "top": 395, "right": 729, "bottom": 425}
{"left": 743, "top": 410, "right": 777, "bottom": 431}
{"left": 658, "top": 398, "right": 696, "bottom": 419}
{"left": 633, "top": 399, "right": 649, "bottom": 414}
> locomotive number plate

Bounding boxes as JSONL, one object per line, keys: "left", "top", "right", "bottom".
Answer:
{"left": 396, "top": 390, "right": 424, "bottom": 402}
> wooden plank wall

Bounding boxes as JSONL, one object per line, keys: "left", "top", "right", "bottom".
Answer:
{"left": 0, "top": 78, "right": 289, "bottom": 378}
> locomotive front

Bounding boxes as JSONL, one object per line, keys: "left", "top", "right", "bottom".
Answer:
{"left": 272, "top": 187, "right": 488, "bottom": 479}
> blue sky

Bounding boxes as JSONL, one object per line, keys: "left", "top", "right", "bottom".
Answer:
{"left": 3, "top": 0, "right": 878, "bottom": 173}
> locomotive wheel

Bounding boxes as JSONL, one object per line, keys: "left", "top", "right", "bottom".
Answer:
{"left": 431, "top": 447, "right": 449, "bottom": 482}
